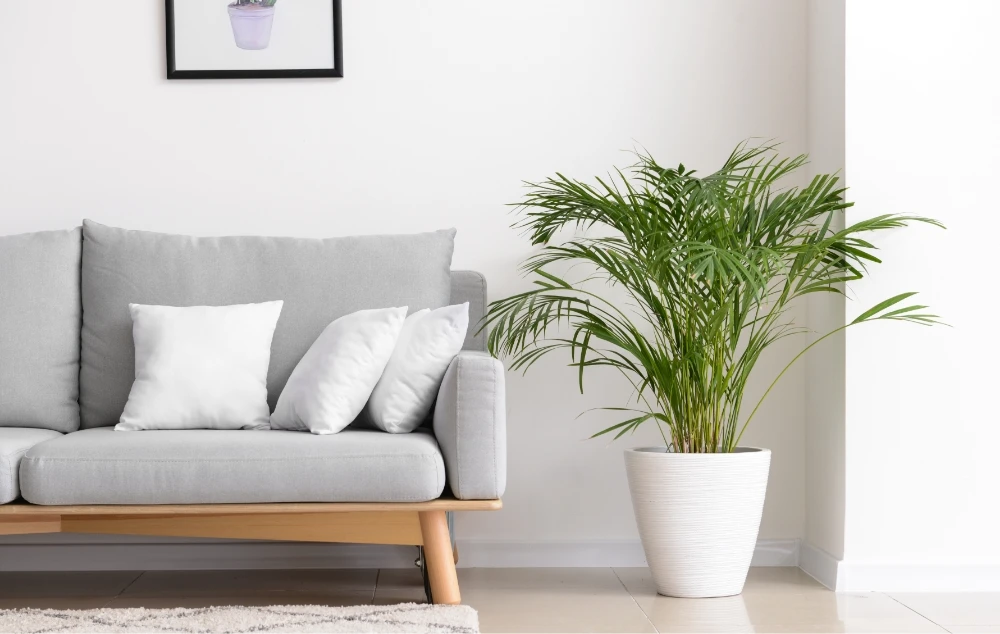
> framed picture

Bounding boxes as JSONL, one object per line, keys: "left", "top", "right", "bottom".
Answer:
{"left": 165, "top": 0, "right": 342, "bottom": 79}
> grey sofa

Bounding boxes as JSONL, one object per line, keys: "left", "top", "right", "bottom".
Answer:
{"left": 0, "top": 221, "right": 506, "bottom": 604}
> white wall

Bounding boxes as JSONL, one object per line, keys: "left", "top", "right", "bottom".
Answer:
{"left": 843, "top": 0, "right": 1000, "bottom": 590}
{"left": 0, "top": 0, "right": 809, "bottom": 566}
{"left": 803, "top": 0, "right": 846, "bottom": 578}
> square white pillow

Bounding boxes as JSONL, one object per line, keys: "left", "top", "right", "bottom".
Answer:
{"left": 116, "top": 301, "right": 283, "bottom": 431}
{"left": 363, "top": 303, "right": 469, "bottom": 433}
{"left": 270, "top": 306, "right": 408, "bottom": 435}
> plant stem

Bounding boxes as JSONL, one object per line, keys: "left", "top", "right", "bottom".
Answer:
{"left": 734, "top": 321, "right": 852, "bottom": 448}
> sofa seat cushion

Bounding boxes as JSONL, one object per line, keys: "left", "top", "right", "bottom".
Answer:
{"left": 1, "top": 428, "right": 63, "bottom": 504}
{"left": 19, "top": 427, "right": 446, "bottom": 505}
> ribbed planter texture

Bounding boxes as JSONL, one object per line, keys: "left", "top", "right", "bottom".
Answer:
{"left": 228, "top": 4, "right": 276, "bottom": 51}
{"left": 625, "top": 447, "right": 771, "bottom": 598}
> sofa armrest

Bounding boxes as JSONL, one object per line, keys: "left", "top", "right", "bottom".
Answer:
{"left": 433, "top": 351, "right": 507, "bottom": 500}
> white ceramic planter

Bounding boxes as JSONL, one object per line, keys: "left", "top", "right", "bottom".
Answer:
{"left": 228, "top": 4, "right": 276, "bottom": 51}
{"left": 625, "top": 446, "right": 771, "bottom": 598}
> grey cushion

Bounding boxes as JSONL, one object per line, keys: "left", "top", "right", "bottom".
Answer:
{"left": 79, "top": 220, "right": 456, "bottom": 428}
{"left": 0, "top": 229, "right": 82, "bottom": 433}
{"left": 1, "top": 428, "right": 63, "bottom": 503}
{"left": 450, "top": 271, "right": 487, "bottom": 352}
{"left": 433, "top": 351, "right": 506, "bottom": 499}
{"left": 20, "top": 427, "right": 446, "bottom": 505}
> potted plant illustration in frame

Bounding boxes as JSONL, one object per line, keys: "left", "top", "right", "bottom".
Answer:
{"left": 228, "top": 0, "right": 278, "bottom": 51}
{"left": 483, "top": 142, "right": 944, "bottom": 598}
{"left": 165, "top": 0, "right": 343, "bottom": 79}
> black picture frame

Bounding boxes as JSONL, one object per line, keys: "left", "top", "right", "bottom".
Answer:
{"left": 165, "top": 0, "right": 343, "bottom": 79}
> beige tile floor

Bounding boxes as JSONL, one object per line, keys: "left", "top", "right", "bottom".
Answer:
{"left": 0, "top": 567, "right": 996, "bottom": 633}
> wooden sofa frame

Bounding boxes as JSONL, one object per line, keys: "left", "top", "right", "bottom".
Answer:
{"left": 0, "top": 497, "right": 501, "bottom": 605}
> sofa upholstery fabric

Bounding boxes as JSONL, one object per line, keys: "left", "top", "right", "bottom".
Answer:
{"left": 20, "top": 427, "right": 446, "bottom": 505}
{"left": 449, "top": 271, "right": 487, "bottom": 352}
{"left": 0, "top": 229, "right": 82, "bottom": 433}
{"left": 79, "top": 221, "right": 456, "bottom": 428}
{"left": 433, "top": 351, "right": 507, "bottom": 500}
{"left": 0, "top": 428, "right": 62, "bottom": 504}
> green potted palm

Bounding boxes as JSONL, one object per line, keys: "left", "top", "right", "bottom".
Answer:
{"left": 484, "top": 142, "right": 942, "bottom": 598}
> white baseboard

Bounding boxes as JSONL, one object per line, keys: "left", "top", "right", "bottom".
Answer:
{"left": 458, "top": 538, "right": 797, "bottom": 567}
{"left": 6, "top": 535, "right": 997, "bottom": 591}
{"left": 751, "top": 538, "right": 800, "bottom": 567}
{"left": 798, "top": 542, "right": 1000, "bottom": 592}
{"left": 838, "top": 562, "right": 1000, "bottom": 592}
{"left": 0, "top": 542, "right": 417, "bottom": 572}
{"left": 798, "top": 541, "right": 841, "bottom": 590}
{"left": 0, "top": 535, "right": 800, "bottom": 571}
{"left": 0, "top": 537, "right": 418, "bottom": 572}
{"left": 456, "top": 539, "right": 648, "bottom": 567}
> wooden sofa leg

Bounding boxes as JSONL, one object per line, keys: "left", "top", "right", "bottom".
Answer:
{"left": 418, "top": 510, "right": 461, "bottom": 605}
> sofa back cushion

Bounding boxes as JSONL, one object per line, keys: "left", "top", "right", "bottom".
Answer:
{"left": 79, "top": 220, "right": 456, "bottom": 428}
{"left": 0, "top": 229, "right": 82, "bottom": 433}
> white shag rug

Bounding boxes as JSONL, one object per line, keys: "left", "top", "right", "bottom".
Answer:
{"left": 0, "top": 603, "right": 479, "bottom": 634}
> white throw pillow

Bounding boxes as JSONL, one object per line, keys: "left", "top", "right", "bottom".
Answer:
{"left": 364, "top": 303, "right": 470, "bottom": 434}
{"left": 116, "top": 301, "right": 283, "bottom": 431}
{"left": 270, "top": 306, "right": 408, "bottom": 435}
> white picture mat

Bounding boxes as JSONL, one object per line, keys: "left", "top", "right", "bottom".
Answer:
{"left": 173, "top": 0, "right": 335, "bottom": 71}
